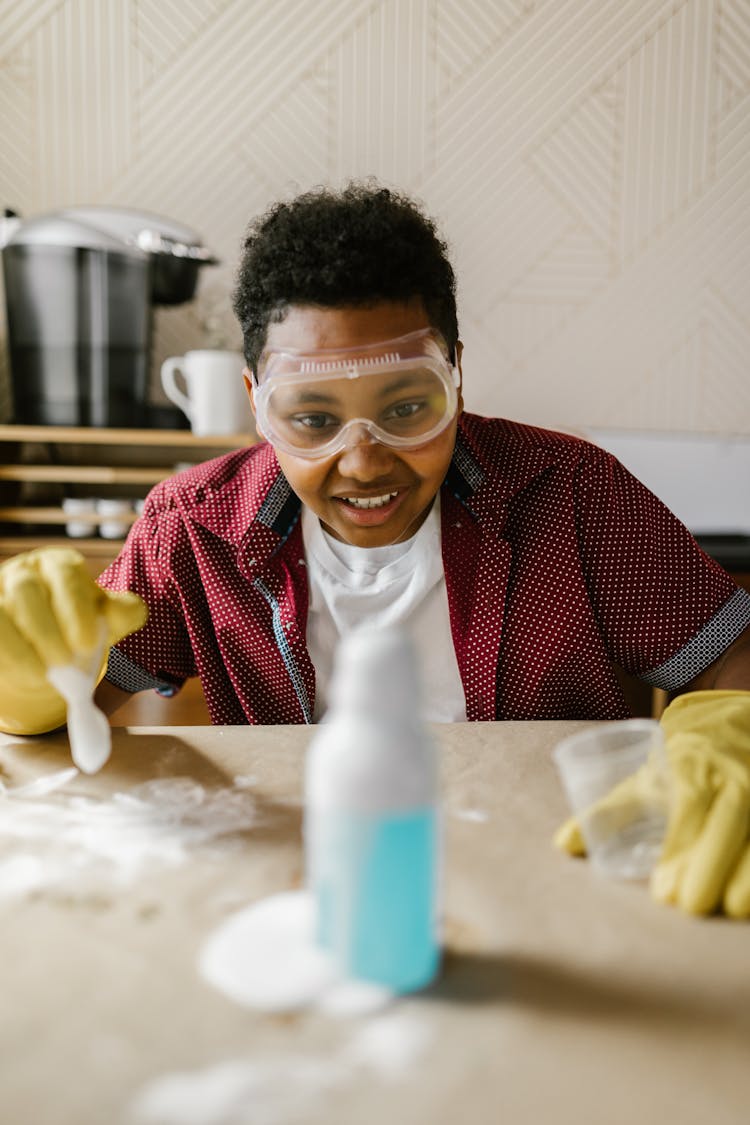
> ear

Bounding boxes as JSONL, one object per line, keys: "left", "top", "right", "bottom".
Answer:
{"left": 243, "top": 367, "right": 266, "bottom": 441}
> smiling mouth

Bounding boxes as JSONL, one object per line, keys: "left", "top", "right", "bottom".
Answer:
{"left": 340, "top": 492, "right": 399, "bottom": 510}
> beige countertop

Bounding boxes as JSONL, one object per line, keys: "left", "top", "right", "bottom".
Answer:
{"left": 1, "top": 721, "right": 748, "bottom": 1125}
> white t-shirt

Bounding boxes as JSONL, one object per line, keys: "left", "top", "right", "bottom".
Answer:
{"left": 301, "top": 497, "right": 467, "bottom": 722}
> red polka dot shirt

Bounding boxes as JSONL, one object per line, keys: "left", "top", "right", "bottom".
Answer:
{"left": 98, "top": 413, "right": 750, "bottom": 724}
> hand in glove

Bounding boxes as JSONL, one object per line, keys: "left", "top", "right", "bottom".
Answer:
{"left": 0, "top": 547, "right": 147, "bottom": 738}
{"left": 650, "top": 691, "right": 750, "bottom": 917}
{"left": 554, "top": 691, "right": 750, "bottom": 918}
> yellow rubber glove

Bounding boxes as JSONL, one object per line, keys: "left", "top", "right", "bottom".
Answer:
{"left": 554, "top": 691, "right": 750, "bottom": 918}
{"left": 650, "top": 691, "right": 750, "bottom": 917}
{"left": 0, "top": 547, "right": 147, "bottom": 737}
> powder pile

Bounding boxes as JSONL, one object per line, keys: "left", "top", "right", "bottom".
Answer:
{"left": 129, "top": 1009, "right": 432, "bottom": 1125}
{"left": 200, "top": 890, "right": 397, "bottom": 1016}
{"left": 0, "top": 768, "right": 260, "bottom": 900}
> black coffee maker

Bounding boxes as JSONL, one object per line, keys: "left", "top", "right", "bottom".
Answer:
{"left": 1, "top": 206, "right": 217, "bottom": 427}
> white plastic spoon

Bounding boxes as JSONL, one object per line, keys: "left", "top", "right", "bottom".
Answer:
{"left": 46, "top": 629, "right": 111, "bottom": 774}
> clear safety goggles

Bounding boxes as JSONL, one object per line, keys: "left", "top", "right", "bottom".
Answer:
{"left": 252, "top": 328, "right": 460, "bottom": 460}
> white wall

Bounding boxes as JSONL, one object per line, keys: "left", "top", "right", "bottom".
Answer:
{"left": 1, "top": 0, "right": 749, "bottom": 435}
{"left": 586, "top": 428, "right": 750, "bottom": 532}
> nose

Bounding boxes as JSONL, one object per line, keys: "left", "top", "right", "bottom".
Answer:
{"left": 335, "top": 427, "right": 396, "bottom": 478}
{"left": 341, "top": 420, "right": 379, "bottom": 451}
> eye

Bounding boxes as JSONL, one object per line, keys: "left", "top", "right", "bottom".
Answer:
{"left": 393, "top": 402, "right": 421, "bottom": 418}
{"left": 291, "top": 412, "right": 338, "bottom": 430}
{"left": 384, "top": 400, "right": 426, "bottom": 422}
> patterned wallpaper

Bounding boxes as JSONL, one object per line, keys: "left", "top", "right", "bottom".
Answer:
{"left": 1, "top": 0, "right": 748, "bottom": 434}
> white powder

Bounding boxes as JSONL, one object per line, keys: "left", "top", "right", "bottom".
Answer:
{"left": 129, "top": 1057, "right": 337, "bottom": 1125}
{"left": 453, "top": 808, "right": 489, "bottom": 823}
{"left": 199, "top": 890, "right": 395, "bottom": 1016}
{"left": 0, "top": 772, "right": 260, "bottom": 901}
{"left": 129, "top": 1011, "right": 432, "bottom": 1125}
{"left": 199, "top": 892, "right": 338, "bottom": 1012}
{"left": 1, "top": 766, "right": 78, "bottom": 799}
{"left": 344, "top": 1009, "right": 433, "bottom": 1079}
{"left": 0, "top": 854, "right": 51, "bottom": 897}
{"left": 316, "top": 978, "right": 395, "bottom": 1017}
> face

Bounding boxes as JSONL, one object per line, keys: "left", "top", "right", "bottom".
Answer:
{"left": 245, "top": 301, "right": 463, "bottom": 547}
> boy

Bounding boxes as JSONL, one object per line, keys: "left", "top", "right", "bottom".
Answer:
{"left": 2, "top": 182, "right": 749, "bottom": 731}
{"left": 2, "top": 182, "right": 749, "bottom": 917}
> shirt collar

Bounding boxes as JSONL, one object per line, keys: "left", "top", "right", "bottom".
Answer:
{"left": 443, "top": 414, "right": 559, "bottom": 527}
{"left": 186, "top": 412, "right": 560, "bottom": 568}
{"left": 183, "top": 444, "right": 301, "bottom": 570}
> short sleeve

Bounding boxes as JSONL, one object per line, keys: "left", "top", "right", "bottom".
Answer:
{"left": 97, "top": 491, "right": 197, "bottom": 690}
{"left": 574, "top": 446, "right": 750, "bottom": 690}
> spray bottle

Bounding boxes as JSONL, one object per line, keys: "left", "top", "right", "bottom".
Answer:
{"left": 304, "top": 625, "right": 441, "bottom": 993}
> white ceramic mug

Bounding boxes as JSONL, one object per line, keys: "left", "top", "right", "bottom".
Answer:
{"left": 160, "top": 350, "right": 252, "bottom": 436}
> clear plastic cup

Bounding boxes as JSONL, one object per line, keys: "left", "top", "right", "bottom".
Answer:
{"left": 553, "top": 719, "right": 669, "bottom": 880}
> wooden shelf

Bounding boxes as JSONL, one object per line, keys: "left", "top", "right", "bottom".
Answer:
{"left": 0, "top": 465, "right": 173, "bottom": 485}
{"left": 0, "top": 536, "right": 125, "bottom": 555}
{"left": 0, "top": 507, "right": 139, "bottom": 526}
{"left": 0, "top": 425, "right": 255, "bottom": 561}
{"left": 0, "top": 424, "right": 254, "bottom": 448}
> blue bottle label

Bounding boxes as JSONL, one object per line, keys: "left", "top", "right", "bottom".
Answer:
{"left": 310, "top": 806, "right": 440, "bottom": 993}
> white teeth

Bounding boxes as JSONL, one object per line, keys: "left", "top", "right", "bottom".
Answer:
{"left": 343, "top": 492, "right": 397, "bottom": 509}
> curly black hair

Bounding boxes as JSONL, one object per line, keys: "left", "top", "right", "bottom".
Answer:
{"left": 232, "top": 181, "right": 458, "bottom": 373}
